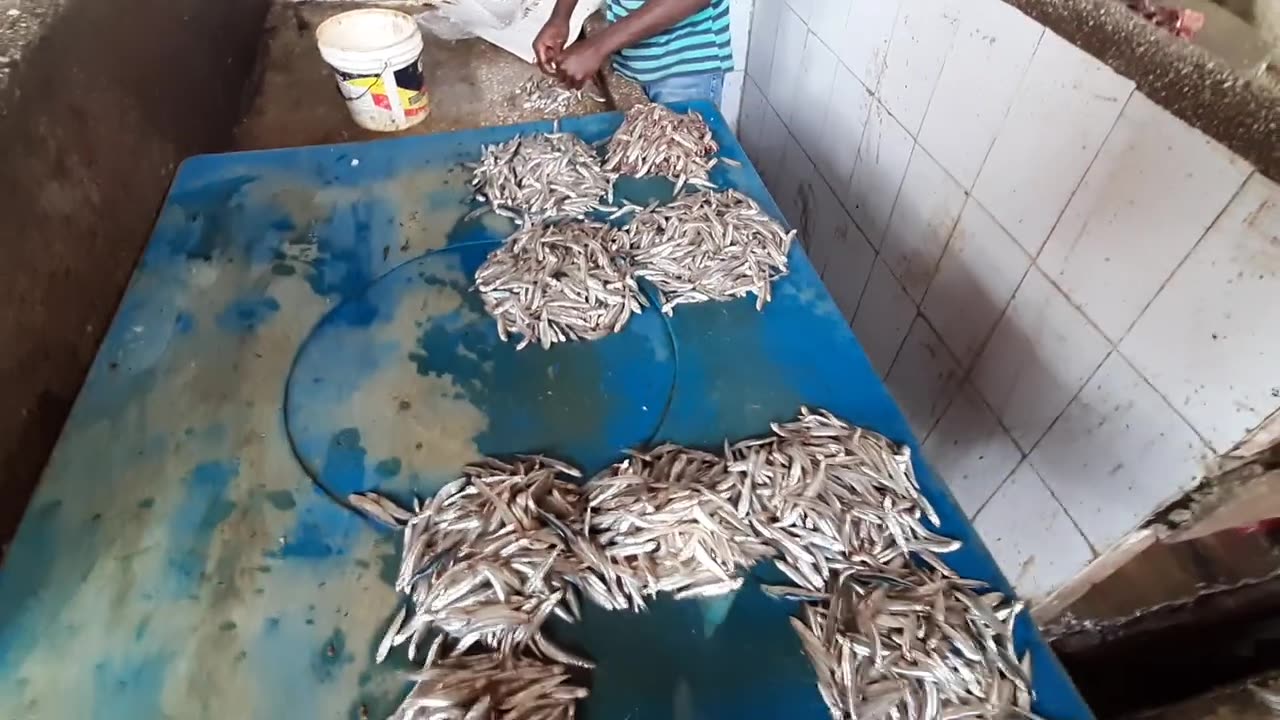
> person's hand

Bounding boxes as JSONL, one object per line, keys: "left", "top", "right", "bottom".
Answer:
{"left": 556, "top": 39, "right": 607, "bottom": 89}
{"left": 533, "top": 17, "right": 570, "bottom": 75}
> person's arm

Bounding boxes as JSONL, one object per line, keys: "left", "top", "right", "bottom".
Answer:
{"left": 532, "top": 0, "right": 581, "bottom": 75}
{"left": 556, "top": 0, "right": 711, "bottom": 87}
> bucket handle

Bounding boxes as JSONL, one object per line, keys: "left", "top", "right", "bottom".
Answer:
{"left": 341, "top": 61, "right": 391, "bottom": 102}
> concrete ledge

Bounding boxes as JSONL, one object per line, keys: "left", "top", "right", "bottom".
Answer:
{"left": 1009, "top": 0, "right": 1280, "bottom": 181}
{"left": 0, "top": 0, "right": 269, "bottom": 545}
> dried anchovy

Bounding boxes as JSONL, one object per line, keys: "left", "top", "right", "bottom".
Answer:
{"left": 517, "top": 76, "right": 605, "bottom": 114}
{"left": 623, "top": 190, "right": 794, "bottom": 314}
{"left": 727, "top": 408, "right": 960, "bottom": 593}
{"left": 363, "top": 457, "right": 595, "bottom": 669}
{"left": 390, "top": 648, "right": 587, "bottom": 720}
{"left": 474, "top": 221, "right": 645, "bottom": 349}
{"left": 578, "top": 445, "right": 774, "bottom": 610}
{"left": 604, "top": 103, "right": 720, "bottom": 192}
{"left": 470, "top": 133, "right": 615, "bottom": 224}
{"left": 786, "top": 565, "right": 1035, "bottom": 720}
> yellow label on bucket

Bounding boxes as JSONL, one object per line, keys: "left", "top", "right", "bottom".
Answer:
{"left": 344, "top": 76, "right": 429, "bottom": 118}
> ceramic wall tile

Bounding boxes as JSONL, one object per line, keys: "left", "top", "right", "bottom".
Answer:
{"left": 851, "top": 259, "right": 917, "bottom": 378}
{"left": 777, "top": 132, "right": 817, "bottom": 229}
{"left": 922, "top": 383, "right": 1024, "bottom": 517}
{"left": 920, "top": 199, "right": 1031, "bottom": 366}
{"left": 917, "top": 0, "right": 1044, "bottom": 189}
{"left": 1030, "top": 353, "right": 1210, "bottom": 549}
{"left": 816, "top": 185, "right": 876, "bottom": 321}
{"left": 756, "top": 101, "right": 789, "bottom": 189}
{"left": 881, "top": 147, "right": 967, "bottom": 302}
{"left": 790, "top": 33, "right": 839, "bottom": 159}
{"left": 1121, "top": 173, "right": 1280, "bottom": 453}
{"left": 886, "top": 316, "right": 964, "bottom": 438}
{"left": 972, "top": 30, "right": 1134, "bottom": 257}
{"left": 846, "top": 99, "right": 915, "bottom": 248}
{"left": 877, "top": 0, "right": 961, "bottom": 134}
{"left": 972, "top": 267, "right": 1110, "bottom": 451}
{"left": 722, "top": 71, "right": 745, "bottom": 133}
{"left": 730, "top": 0, "right": 754, "bottom": 70}
{"left": 812, "top": 65, "right": 872, "bottom": 192}
{"left": 745, "top": 0, "right": 782, "bottom": 88}
{"left": 767, "top": 6, "right": 809, "bottom": 132}
{"left": 974, "top": 461, "right": 1094, "bottom": 599}
{"left": 737, "top": 76, "right": 767, "bottom": 160}
{"left": 834, "top": 0, "right": 903, "bottom": 91}
{"left": 1038, "top": 93, "right": 1253, "bottom": 342}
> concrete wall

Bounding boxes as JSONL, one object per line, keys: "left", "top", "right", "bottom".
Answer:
{"left": 735, "top": 0, "right": 1280, "bottom": 599}
{"left": 0, "top": 0, "right": 268, "bottom": 545}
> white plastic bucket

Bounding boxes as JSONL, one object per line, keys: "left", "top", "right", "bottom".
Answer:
{"left": 316, "top": 9, "right": 429, "bottom": 132}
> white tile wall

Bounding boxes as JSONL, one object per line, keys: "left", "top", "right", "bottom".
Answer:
{"left": 722, "top": 71, "right": 745, "bottom": 133}
{"left": 886, "top": 317, "right": 964, "bottom": 437}
{"left": 737, "top": 77, "right": 767, "bottom": 160}
{"left": 767, "top": 6, "right": 809, "bottom": 132}
{"left": 738, "top": 0, "right": 1277, "bottom": 595}
{"left": 813, "top": 65, "right": 871, "bottom": 191}
{"left": 745, "top": 0, "right": 781, "bottom": 88}
{"left": 921, "top": 199, "right": 1031, "bottom": 366}
{"left": 974, "top": 462, "right": 1094, "bottom": 599}
{"left": 917, "top": 0, "right": 1044, "bottom": 189}
{"left": 1031, "top": 353, "right": 1210, "bottom": 549}
{"left": 835, "top": 0, "right": 903, "bottom": 91}
{"left": 923, "top": 383, "right": 1023, "bottom": 517}
{"left": 846, "top": 99, "right": 914, "bottom": 247}
{"left": 791, "top": 33, "right": 839, "bottom": 156}
{"left": 1121, "top": 174, "right": 1280, "bottom": 453}
{"left": 973, "top": 267, "right": 1110, "bottom": 451}
{"left": 820, "top": 204, "right": 876, "bottom": 321}
{"left": 1037, "top": 93, "right": 1253, "bottom": 342}
{"left": 972, "top": 31, "right": 1134, "bottom": 257}
{"left": 881, "top": 147, "right": 967, "bottom": 301}
{"left": 851, "top": 258, "right": 916, "bottom": 377}
{"left": 876, "top": 0, "right": 961, "bottom": 134}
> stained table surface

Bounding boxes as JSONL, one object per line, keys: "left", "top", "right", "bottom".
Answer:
{"left": 0, "top": 103, "right": 1092, "bottom": 719}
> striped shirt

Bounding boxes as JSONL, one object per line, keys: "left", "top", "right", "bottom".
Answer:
{"left": 605, "top": 0, "right": 733, "bottom": 83}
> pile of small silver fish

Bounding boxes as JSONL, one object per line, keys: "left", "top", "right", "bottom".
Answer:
{"left": 389, "top": 649, "right": 588, "bottom": 720}
{"left": 577, "top": 445, "right": 775, "bottom": 610}
{"left": 517, "top": 76, "right": 605, "bottom": 115}
{"left": 470, "top": 132, "right": 615, "bottom": 223}
{"left": 473, "top": 221, "right": 645, "bottom": 349}
{"left": 355, "top": 408, "right": 1037, "bottom": 720}
{"left": 603, "top": 103, "right": 720, "bottom": 192}
{"left": 362, "top": 457, "right": 595, "bottom": 671}
{"left": 624, "top": 189, "right": 794, "bottom": 314}
{"left": 782, "top": 566, "right": 1034, "bottom": 720}
{"left": 725, "top": 409, "right": 960, "bottom": 592}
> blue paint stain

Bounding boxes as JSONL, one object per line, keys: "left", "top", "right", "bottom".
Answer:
{"left": 165, "top": 460, "right": 239, "bottom": 598}
{"left": 174, "top": 311, "right": 195, "bottom": 335}
{"left": 320, "top": 428, "right": 367, "bottom": 495}
{"left": 90, "top": 654, "right": 170, "bottom": 720}
{"left": 216, "top": 295, "right": 280, "bottom": 334}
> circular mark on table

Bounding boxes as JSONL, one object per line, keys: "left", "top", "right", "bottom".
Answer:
{"left": 284, "top": 241, "right": 676, "bottom": 501}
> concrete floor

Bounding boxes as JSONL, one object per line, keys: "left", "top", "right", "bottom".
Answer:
{"left": 235, "top": 2, "right": 648, "bottom": 151}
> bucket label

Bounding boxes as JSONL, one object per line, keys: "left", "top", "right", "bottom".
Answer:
{"left": 336, "top": 59, "right": 429, "bottom": 118}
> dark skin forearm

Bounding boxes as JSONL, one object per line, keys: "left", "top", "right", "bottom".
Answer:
{"left": 586, "top": 0, "right": 711, "bottom": 56}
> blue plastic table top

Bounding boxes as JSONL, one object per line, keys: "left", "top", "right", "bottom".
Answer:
{"left": 0, "top": 102, "right": 1092, "bottom": 719}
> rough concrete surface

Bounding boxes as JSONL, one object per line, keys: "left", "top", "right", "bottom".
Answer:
{"left": 1009, "top": 0, "right": 1280, "bottom": 181}
{"left": 0, "top": 0, "right": 268, "bottom": 545}
{"left": 235, "top": 2, "right": 646, "bottom": 150}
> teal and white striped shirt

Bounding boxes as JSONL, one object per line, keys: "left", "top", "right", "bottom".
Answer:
{"left": 605, "top": 0, "right": 733, "bottom": 83}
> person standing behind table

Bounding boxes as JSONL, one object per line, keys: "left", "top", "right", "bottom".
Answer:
{"left": 532, "top": 0, "right": 733, "bottom": 106}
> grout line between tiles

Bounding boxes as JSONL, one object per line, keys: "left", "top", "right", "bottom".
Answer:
{"left": 966, "top": 24, "right": 1047, "bottom": 194}
{"left": 1029, "top": 84, "right": 1137, "bottom": 264}
{"left": 967, "top": 459, "right": 1022, "bottom": 524}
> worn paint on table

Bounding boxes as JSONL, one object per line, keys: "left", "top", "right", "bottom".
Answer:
{"left": 0, "top": 104, "right": 1093, "bottom": 719}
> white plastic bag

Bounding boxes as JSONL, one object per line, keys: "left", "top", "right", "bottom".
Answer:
{"left": 416, "top": 0, "right": 602, "bottom": 63}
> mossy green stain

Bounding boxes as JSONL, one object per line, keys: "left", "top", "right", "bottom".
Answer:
{"left": 264, "top": 490, "right": 296, "bottom": 511}
{"left": 373, "top": 458, "right": 401, "bottom": 477}
{"left": 218, "top": 621, "right": 237, "bottom": 632}
{"left": 312, "top": 628, "right": 353, "bottom": 683}
{"left": 137, "top": 498, "right": 155, "bottom": 509}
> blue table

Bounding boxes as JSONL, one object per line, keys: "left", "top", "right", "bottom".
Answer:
{"left": 0, "top": 103, "right": 1091, "bottom": 719}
